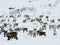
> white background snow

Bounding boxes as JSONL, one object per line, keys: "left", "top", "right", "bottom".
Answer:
{"left": 0, "top": 0, "right": 60, "bottom": 45}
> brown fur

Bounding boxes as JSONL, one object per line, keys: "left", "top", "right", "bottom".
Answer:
{"left": 23, "top": 27, "right": 28, "bottom": 32}
{"left": 28, "top": 30, "right": 34, "bottom": 36}
{"left": 4, "top": 31, "right": 18, "bottom": 40}
{"left": 37, "top": 30, "right": 46, "bottom": 36}
{"left": 15, "top": 27, "right": 23, "bottom": 31}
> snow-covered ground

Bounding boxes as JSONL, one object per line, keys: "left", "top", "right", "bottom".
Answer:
{"left": 0, "top": 0, "right": 60, "bottom": 45}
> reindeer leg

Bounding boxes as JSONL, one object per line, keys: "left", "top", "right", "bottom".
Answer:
{"left": 0, "top": 32, "right": 1, "bottom": 34}
{"left": 44, "top": 34, "right": 46, "bottom": 36}
{"left": 4, "top": 33, "right": 5, "bottom": 37}
{"left": 7, "top": 36, "right": 10, "bottom": 40}
{"left": 26, "top": 30, "right": 28, "bottom": 32}
{"left": 37, "top": 33, "right": 39, "bottom": 36}
{"left": 19, "top": 30, "right": 20, "bottom": 32}
{"left": 23, "top": 30, "right": 24, "bottom": 32}
{"left": 16, "top": 37, "right": 18, "bottom": 40}
{"left": 30, "top": 33, "right": 32, "bottom": 37}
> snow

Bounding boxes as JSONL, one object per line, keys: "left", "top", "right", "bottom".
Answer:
{"left": 0, "top": 0, "right": 60, "bottom": 45}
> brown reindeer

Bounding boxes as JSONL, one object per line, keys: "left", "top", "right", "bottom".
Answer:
{"left": 4, "top": 31, "right": 18, "bottom": 40}
{"left": 28, "top": 30, "right": 34, "bottom": 36}
{"left": 28, "top": 29, "right": 37, "bottom": 37}
{"left": 49, "top": 24, "right": 56, "bottom": 30}
{"left": 22, "top": 27, "right": 28, "bottom": 32}
{"left": 37, "top": 30, "right": 46, "bottom": 36}
{"left": 15, "top": 27, "right": 28, "bottom": 32}
{"left": 0, "top": 29, "right": 4, "bottom": 34}
{"left": 15, "top": 27, "right": 23, "bottom": 32}
{"left": 0, "top": 28, "right": 6, "bottom": 36}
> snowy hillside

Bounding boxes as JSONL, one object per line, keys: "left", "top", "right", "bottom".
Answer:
{"left": 0, "top": 0, "right": 60, "bottom": 45}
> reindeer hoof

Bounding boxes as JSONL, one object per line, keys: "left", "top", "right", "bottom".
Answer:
{"left": 7, "top": 38, "right": 10, "bottom": 40}
{"left": 44, "top": 34, "right": 46, "bottom": 36}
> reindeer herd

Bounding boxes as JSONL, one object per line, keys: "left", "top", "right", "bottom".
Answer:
{"left": 0, "top": 8, "right": 60, "bottom": 40}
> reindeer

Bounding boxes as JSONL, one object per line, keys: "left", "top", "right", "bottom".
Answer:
{"left": 57, "top": 24, "right": 60, "bottom": 29}
{"left": 28, "top": 30, "right": 34, "bottom": 37}
{"left": 45, "top": 16, "right": 49, "bottom": 21}
{"left": 36, "top": 15, "right": 44, "bottom": 22}
{"left": 39, "top": 27, "right": 44, "bottom": 31}
{"left": 40, "top": 21, "right": 47, "bottom": 25}
{"left": 36, "top": 16, "right": 42, "bottom": 22}
{"left": 23, "top": 19, "right": 26, "bottom": 23}
{"left": 22, "top": 27, "right": 28, "bottom": 32}
{"left": 3, "top": 23, "right": 8, "bottom": 27}
{"left": 0, "top": 28, "right": 6, "bottom": 36}
{"left": 17, "top": 15, "right": 21, "bottom": 17}
{"left": 30, "top": 18, "right": 35, "bottom": 22}
{"left": 13, "top": 19, "right": 16, "bottom": 22}
{"left": 24, "top": 15, "right": 30, "bottom": 19}
{"left": 40, "top": 15, "right": 44, "bottom": 18}
{"left": 0, "top": 29, "right": 4, "bottom": 34}
{"left": 9, "top": 7, "right": 15, "bottom": 9}
{"left": 58, "top": 19, "right": 60, "bottom": 22}
{"left": 15, "top": 27, "right": 23, "bottom": 32}
{"left": 0, "top": 30, "right": 2, "bottom": 34}
{"left": 49, "top": 24, "right": 56, "bottom": 30}
{"left": 42, "top": 21, "right": 47, "bottom": 25}
{"left": 28, "top": 28, "right": 37, "bottom": 37}
{"left": 33, "top": 28, "right": 37, "bottom": 37}
{"left": 3, "top": 31, "right": 18, "bottom": 40}
{"left": 1, "top": 19, "right": 5, "bottom": 23}
{"left": 50, "top": 19, "right": 55, "bottom": 23}
{"left": 37, "top": 30, "right": 46, "bottom": 36}
{"left": 9, "top": 15, "right": 14, "bottom": 18}
{"left": 9, "top": 28, "right": 14, "bottom": 32}
{"left": 42, "top": 25, "right": 47, "bottom": 30}
{"left": 36, "top": 15, "right": 43, "bottom": 22}
{"left": 0, "top": 15, "right": 4, "bottom": 18}
{"left": 53, "top": 30, "right": 57, "bottom": 36}
{"left": 14, "top": 23, "right": 18, "bottom": 26}
{"left": 24, "top": 14, "right": 30, "bottom": 18}
{"left": 15, "top": 27, "right": 28, "bottom": 32}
